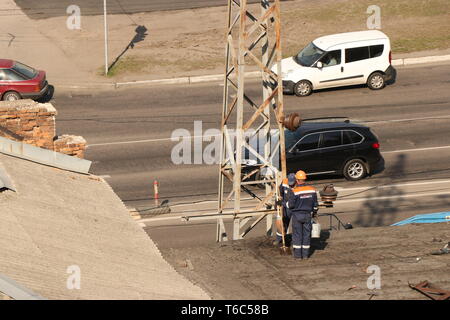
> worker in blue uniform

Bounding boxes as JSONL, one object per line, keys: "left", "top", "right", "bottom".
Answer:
{"left": 287, "top": 170, "right": 319, "bottom": 259}
{"left": 275, "top": 173, "right": 296, "bottom": 245}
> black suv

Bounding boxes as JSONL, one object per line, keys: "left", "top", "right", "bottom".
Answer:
{"left": 285, "top": 121, "right": 384, "bottom": 180}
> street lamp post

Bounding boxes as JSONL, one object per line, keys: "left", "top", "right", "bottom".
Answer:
{"left": 103, "top": 0, "right": 109, "bottom": 76}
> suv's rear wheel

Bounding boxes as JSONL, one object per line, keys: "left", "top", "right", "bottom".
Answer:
{"left": 367, "top": 72, "right": 385, "bottom": 90}
{"left": 294, "top": 80, "right": 313, "bottom": 97}
{"left": 2, "top": 91, "right": 21, "bottom": 101}
{"left": 343, "top": 159, "right": 367, "bottom": 181}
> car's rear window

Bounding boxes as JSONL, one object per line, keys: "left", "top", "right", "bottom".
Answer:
{"left": 343, "top": 130, "right": 364, "bottom": 144}
{"left": 12, "top": 62, "right": 37, "bottom": 79}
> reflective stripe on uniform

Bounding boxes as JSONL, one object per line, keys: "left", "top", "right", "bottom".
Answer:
{"left": 302, "top": 245, "right": 310, "bottom": 249}
{"left": 293, "top": 185, "right": 316, "bottom": 196}
{"left": 294, "top": 190, "right": 317, "bottom": 195}
{"left": 293, "top": 245, "right": 302, "bottom": 249}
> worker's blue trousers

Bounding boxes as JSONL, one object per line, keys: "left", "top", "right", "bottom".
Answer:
{"left": 291, "top": 212, "right": 312, "bottom": 259}
{"left": 276, "top": 206, "right": 292, "bottom": 243}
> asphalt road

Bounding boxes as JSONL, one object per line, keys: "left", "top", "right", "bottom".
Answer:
{"left": 11, "top": 0, "right": 268, "bottom": 19}
{"left": 53, "top": 62, "right": 450, "bottom": 206}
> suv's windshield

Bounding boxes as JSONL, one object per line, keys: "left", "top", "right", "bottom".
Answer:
{"left": 12, "top": 62, "right": 37, "bottom": 79}
{"left": 294, "top": 42, "right": 325, "bottom": 67}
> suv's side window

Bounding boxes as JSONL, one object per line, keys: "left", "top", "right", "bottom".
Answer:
{"left": 295, "top": 133, "right": 320, "bottom": 152}
{"left": 345, "top": 46, "right": 370, "bottom": 63}
{"left": 343, "top": 130, "right": 364, "bottom": 144}
{"left": 321, "top": 131, "right": 342, "bottom": 148}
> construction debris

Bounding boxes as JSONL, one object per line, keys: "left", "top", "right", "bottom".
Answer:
{"left": 431, "top": 242, "right": 449, "bottom": 255}
{"left": 409, "top": 281, "right": 450, "bottom": 300}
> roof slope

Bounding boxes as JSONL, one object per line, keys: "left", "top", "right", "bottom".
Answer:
{"left": 0, "top": 153, "right": 208, "bottom": 300}
{"left": 160, "top": 222, "right": 450, "bottom": 300}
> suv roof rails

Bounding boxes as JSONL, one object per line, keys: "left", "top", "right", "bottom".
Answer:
{"left": 302, "top": 117, "right": 350, "bottom": 123}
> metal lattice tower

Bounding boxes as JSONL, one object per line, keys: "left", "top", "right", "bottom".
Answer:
{"left": 217, "top": 0, "right": 286, "bottom": 242}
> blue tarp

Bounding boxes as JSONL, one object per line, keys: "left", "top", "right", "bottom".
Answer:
{"left": 391, "top": 212, "right": 450, "bottom": 226}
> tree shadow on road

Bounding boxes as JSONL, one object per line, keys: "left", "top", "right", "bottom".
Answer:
{"left": 355, "top": 154, "right": 407, "bottom": 227}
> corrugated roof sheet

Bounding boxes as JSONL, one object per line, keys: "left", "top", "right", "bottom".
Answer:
{"left": 0, "top": 154, "right": 208, "bottom": 300}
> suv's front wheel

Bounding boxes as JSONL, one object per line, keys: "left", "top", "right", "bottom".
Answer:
{"left": 293, "top": 80, "right": 313, "bottom": 97}
{"left": 343, "top": 159, "right": 368, "bottom": 181}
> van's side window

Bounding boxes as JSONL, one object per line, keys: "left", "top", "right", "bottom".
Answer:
{"left": 319, "top": 50, "right": 341, "bottom": 67}
{"left": 345, "top": 47, "right": 370, "bottom": 63}
{"left": 369, "top": 45, "right": 384, "bottom": 58}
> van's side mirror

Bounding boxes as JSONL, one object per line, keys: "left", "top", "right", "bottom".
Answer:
{"left": 316, "top": 61, "right": 323, "bottom": 69}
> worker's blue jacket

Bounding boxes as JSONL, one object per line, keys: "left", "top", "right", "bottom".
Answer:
{"left": 279, "top": 177, "right": 290, "bottom": 208}
{"left": 287, "top": 184, "right": 319, "bottom": 214}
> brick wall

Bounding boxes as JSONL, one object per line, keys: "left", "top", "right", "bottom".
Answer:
{"left": 0, "top": 100, "right": 86, "bottom": 158}
{"left": 54, "top": 135, "right": 87, "bottom": 158}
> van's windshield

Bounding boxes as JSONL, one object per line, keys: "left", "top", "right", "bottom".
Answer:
{"left": 294, "top": 42, "right": 325, "bottom": 67}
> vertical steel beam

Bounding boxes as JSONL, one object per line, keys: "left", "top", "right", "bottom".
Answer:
{"left": 217, "top": 0, "right": 286, "bottom": 242}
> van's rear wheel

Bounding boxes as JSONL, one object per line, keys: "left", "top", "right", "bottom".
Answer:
{"left": 343, "top": 159, "right": 367, "bottom": 181}
{"left": 367, "top": 72, "right": 385, "bottom": 90}
{"left": 2, "top": 91, "right": 21, "bottom": 101}
{"left": 294, "top": 80, "right": 313, "bottom": 97}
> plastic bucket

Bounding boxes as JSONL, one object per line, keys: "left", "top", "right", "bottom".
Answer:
{"left": 312, "top": 221, "right": 321, "bottom": 238}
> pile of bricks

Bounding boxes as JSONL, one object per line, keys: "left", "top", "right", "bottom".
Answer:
{"left": 54, "top": 135, "right": 87, "bottom": 158}
{"left": 0, "top": 100, "right": 87, "bottom": 158}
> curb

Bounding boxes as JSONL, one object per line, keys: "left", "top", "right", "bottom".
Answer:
{"left": 58, "top": 54, "right": 450, "bottom": 90}
{"left": 114, "top": 70, "right": 262, "bottom": 88}
{"left": 391, "top": 54, "right": 450, "bottom": 67}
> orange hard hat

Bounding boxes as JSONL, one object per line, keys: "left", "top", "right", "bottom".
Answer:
{"left": 295, "top": 170, "right": 307, "bottom": 180}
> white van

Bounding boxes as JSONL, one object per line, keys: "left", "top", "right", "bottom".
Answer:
{"left": 276, "top": 30, "right": 394, "bottom": 96}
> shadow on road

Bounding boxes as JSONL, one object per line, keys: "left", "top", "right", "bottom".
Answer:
{"left": 37, "top": 85, "right": 55, "bottom": 103}
{"left": 310, "top": 230, "right": 330, "bottom": 257}
{"left": 355, "top": 153, "right": 407, "bottom": 227}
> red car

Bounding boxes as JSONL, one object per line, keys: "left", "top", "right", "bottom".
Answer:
{"left": 0, "top": 59, "right": 49, "bottom": 101}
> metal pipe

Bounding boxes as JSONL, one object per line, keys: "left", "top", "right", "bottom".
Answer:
{"left": 103, "top": 0, "right": 109, "bottom": 76}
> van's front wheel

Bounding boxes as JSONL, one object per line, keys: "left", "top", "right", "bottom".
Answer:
{"left": 294, "top": 80, "right": 313, "bottom": 97}
{"left": 367, "top": 72, "right": 386, "bottom": 90}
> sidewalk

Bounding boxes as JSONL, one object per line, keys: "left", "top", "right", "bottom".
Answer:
{"left": 3, "top": 0, "right": 450, "bottom": 91}
{"left": 59, "top": 50, "right": 450, "bottom": 91}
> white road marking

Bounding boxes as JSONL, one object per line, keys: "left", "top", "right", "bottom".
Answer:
{"left": 382, "top": 145, "right": 450, "bottom": 154}
{"left": 139, "top": 189, "right": 450, "bottom": 224}
{"left": 335, "top": 179, "right": 450, "bottom": 192}
{"left": 87, "top": 134, "right": 220, "bottom": 147}
{"left": 336, "top": 190, "right": 450, "bottom": 204}
{"left": 365, "top": 114, "right": 450, "bottom": 125}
